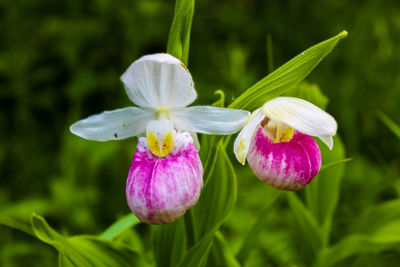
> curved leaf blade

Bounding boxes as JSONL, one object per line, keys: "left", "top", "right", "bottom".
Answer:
{"left": 229, "top": 31, "right": 348, "bottom": 110}
{"left": 31, "top": 214, "right": 147, "bottom": 267}
{"left": 100, "top": 213, "right": 140, "bottom": 240}
{"left": 167, "top": 0, "right": 195, "bottom": 65}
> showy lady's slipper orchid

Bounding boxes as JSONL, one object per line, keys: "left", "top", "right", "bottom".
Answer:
{"left": 70, "top": 53, "right": 249, "bottom": 224}
{"left": 234, "top": 97, "right": 337, "bottom": 191}
{"left": 127, "top": 132, "right": 203, "bottom": 224}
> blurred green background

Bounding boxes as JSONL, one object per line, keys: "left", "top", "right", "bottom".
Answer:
{"left": 1, "top": 0, "right": 399, "bottom": 266}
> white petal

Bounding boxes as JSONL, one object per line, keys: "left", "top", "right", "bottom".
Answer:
{"left": 262, "top": 97, "right": 337, "bottom": 137}
{"left": 170, "top": 106, "right": 250, "bottom": 135}
{"left": 70, "top": 107, "right": 155, "bottom": 141}
{"left": 233, "top": 108, "right": 265, "bottom": 165}
{"left": 121, "top": 53, "right": 197, "bottom": 108}
{"left": 319, "top": 135, "right": 334, "bottom": 150}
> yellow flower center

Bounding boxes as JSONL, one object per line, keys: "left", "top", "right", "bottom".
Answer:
{"left": 147, "top": 131, "right": 173, "bottom": 157}
{"left": 263, "top": 119, "right": 294, "bottom": 143}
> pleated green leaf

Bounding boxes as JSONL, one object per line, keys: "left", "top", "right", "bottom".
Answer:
{"left": 305, "top": 136, "right": 346, "bottom": 246}
{"left": 194, "top": 142, "right": 237, "bottom": 238}
{"left": 208, "top": 231, "right": 240, "bottom": 267}
{"left": 153, "top": 218, "right": 187, "bottom": 267}
{"left": 178, "top": 142, "right": 237, "bottom": 266}
{"left": 236, "top": 190, "right": 282, "bottom": 265}
{"left": 167, "top": 0, "right": 195, "bottom": 65}
{"left": 178, "top": 233, "right": 214, "bottom": 267}
{"left": 287, "top": 192, "right": 322, "bottom": 265}
{"left": 229, "top": 31, "right": 347, "bottom": 110}
{"left": 30, "top": 214, "right": 147, "bottom": 267}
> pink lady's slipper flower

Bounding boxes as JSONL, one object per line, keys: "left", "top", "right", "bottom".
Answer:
{"left": 70, "top": 53, "right": 249, "bottom": 224}
{"left": 234, "top": 97, "right": 337, "bottom": 191}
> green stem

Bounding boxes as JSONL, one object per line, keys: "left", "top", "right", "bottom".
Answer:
{"left": 184, "top": 209, "right": 196, "bottom": 249}
{"left": 266, "top": 34, "right": 274, "bottom": 73}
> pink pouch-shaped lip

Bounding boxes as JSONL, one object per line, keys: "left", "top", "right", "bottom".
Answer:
{"left": 126, "top": 132, "right": 203, "bottom": 224}
{"left": 247, "top": 126, "right": 321, "bottom": 191}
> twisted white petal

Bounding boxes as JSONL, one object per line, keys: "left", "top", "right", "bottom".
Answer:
{"left": 319, "top": 135, "right": 334, "bottom": 150}
{"left": 262, "top": 97, "right": 337, "bottom": 148}
{"left": 121, "top": 53, "right": 197, "bottom": 108}
{"left": 233, "top": 108, "right": 265, "bottom": 165}
{"left": 170, "top": 106, "right": 250, "bottom": 135}
{"left": 70, "top": 107, "right": 155, "bottom": 141}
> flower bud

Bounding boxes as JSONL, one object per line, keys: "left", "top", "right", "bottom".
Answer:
{"left": 126, "top": 132, "right": 203, "bottom": 224}
{"left": 247, "top": 126, "right": 321, "bottom": 191}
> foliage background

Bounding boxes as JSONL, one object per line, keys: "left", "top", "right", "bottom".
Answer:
{"left": 1, "top": 0, "right": 399, "bottom": 266}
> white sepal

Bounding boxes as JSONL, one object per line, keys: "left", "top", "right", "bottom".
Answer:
{"left": 70, "top": 107, "right": 154, "bottom": 141}
{"left": 233, "top": 108, "right": 265, "bottom": 165}
{"left": 121, "top": 53, "right": 197, "bottom": 108}
{"left": 262, "top": 97, "right": 337, "bottom": 141}
{"left": 319, "top": 135, "right": 334, "bottom": 150}
{"left": 170, "top": 106, "right": 250, "bottom": 135}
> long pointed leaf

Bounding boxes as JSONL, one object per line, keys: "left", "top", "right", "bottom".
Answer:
{"left": 100, "top": 213, "right": 140, "bottom": 240}
{"left": 229, "top": 31, "right": 347, "bottom": 110}
{"left": 167, "top": 0, "right": 195, "bottom": 65}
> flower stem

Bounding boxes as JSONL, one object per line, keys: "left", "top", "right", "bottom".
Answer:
{"left": 184, "top": 209, "right": 196, "bottom": 249}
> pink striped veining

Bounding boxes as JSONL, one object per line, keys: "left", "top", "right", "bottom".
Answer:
{"left": 247, "top": 126, "right": 321, "bottom": 191}
{"left": 126, "top": 132, "right": 203, "bottom": 224}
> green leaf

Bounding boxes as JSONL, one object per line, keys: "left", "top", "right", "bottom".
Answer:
{"left": 285, "top": 81, "right": 329, "bottom": 109}
{"left": 194, "top": 142, "right": 237, "bottom": 238}
{"left": 0, "top": 215, "right": 34, "bottom": 236}
{"left": 236, "top": 190, "right": 281, "bottom": 265}
{"left": 304, "top": 136, "right": 346, "bottom": 246}
{"left": 178, "top": 143, "right": 237, "bottom": 266}
{"left": 377, "top": 110, "right": 400, "bottom": 139}
{"left": 314, "top": 201, "right": 400, "bottom": 267}
{"left": 287, "top": 192, "right": 322, "bottom": 264}
{"left": 167, "top": 0, "right": 195, "bottom": 65}
{"left": 153, "top": 218, "right": 187, "bottom": 267}
{"left": 100, "top": 213, "right": 140, "bottom": 240}
{"left": 178, "top": 233, "right": 214, "bottom": 267}
{"left": 208, "top": 231, "right": 240, "bottom": 267}
{"left": 352, "top": 199, "right": 400, "bottom": 234}
{"left": 314, "top": 230, "right": 400, "bottom": 267}
{"left": 229, "top": 31, "right": 348, "bottom": 110}
{"left": 30, "top": 214, "right": 147, "bottom": 267}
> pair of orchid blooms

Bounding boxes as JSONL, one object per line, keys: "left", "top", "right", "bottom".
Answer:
{"left": 70, "top": 53, "right": 337, "bottom": 224}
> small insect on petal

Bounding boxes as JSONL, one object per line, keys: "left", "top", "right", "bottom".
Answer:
{"left": 126, "top": 132, "right": 203, "bottom": 224}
